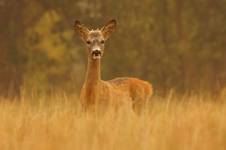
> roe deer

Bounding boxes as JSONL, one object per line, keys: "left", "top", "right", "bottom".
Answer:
{"left": 74, "top": 19, "right": 153, "bottom": 112}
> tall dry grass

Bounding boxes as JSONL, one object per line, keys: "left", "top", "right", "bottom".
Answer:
{"left": 0, "top": 92, "right": 225, "bottom": 150}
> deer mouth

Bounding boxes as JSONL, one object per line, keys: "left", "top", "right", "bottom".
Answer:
{"left": 92, "top": 50, "right": 102, "bottom": 59}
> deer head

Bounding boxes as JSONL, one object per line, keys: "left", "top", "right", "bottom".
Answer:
{"left": 74, "top": 19, "right": 116, "bottom": 60}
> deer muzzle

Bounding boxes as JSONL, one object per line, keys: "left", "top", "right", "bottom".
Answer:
{"left": 92, "top": 49, "right": 102, "bottom": 59}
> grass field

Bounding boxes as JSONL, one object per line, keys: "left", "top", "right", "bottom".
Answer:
{"left": 0, "top": 92, "right": 225, "bottom": 150}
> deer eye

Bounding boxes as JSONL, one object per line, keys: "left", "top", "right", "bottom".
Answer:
{"left": 86, "top": 40, "right": 91, "bottom": 44}
{"left": 100, "top": 40, "right": 105, "bottom": 44}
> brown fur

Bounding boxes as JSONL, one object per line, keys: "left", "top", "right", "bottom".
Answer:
{"left": 75, "top": 19, "right": 153, "bottom": 112}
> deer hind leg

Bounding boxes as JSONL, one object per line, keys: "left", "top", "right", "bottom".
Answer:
{"left": 132, "top": 90, "right": 151, "bottom": 114}
{"left": 132, "top": 96, "right": 145, "bottom": 114}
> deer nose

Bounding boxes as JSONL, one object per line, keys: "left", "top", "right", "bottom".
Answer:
{"left": 92, "top": 49, "right": 101, "bottom": 54}
{"left": 93, "top": 49, "right": 100, "bottom": 52}
{"left": 92, "top": 49, "right": 101, "bottom": 56}
{"left": 92, "top": 48, "right": 101, "bottom": 52}
{"left": 92, "top": 48, "right": 102, "bottom": 58}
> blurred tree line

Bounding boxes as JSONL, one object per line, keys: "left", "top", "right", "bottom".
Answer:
{"left": 0, "top": 0, "right": 226, "bottom": 97}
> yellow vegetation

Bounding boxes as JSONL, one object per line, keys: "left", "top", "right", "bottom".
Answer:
{"left": 0, "top": 93, "right": 225, "bottom": 150}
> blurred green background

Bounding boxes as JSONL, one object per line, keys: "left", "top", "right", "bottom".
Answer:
{"left": 0, "top": 0, "right": 226, "bottom": 97}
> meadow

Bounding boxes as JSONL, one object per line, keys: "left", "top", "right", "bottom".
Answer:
{"left": 0, "top": 91, "right": 225, "bottom": 150}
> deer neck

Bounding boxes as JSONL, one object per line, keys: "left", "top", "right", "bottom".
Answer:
{"left": 84, "top": 58, "right": 101, "bottom": 86}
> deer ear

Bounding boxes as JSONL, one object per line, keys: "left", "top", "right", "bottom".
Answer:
{"left": 74, "top": 20, "right": 89, "bottom": 41}
{"left": 101, "top": 19, "right": 117, "bottom": 40}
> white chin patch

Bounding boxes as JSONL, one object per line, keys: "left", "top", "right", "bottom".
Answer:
{"left": 93, "top": 55, "right": 101, "bottom": 59}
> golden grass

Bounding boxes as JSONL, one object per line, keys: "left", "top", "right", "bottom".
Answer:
{"left": 0, "top": 93, "right": 225, "bottom": 150}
